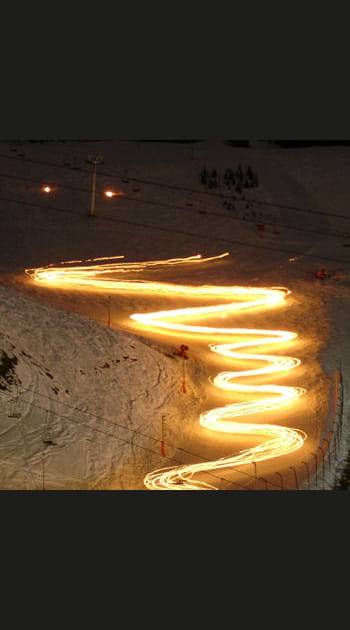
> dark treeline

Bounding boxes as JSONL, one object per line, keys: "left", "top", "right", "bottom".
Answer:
{"left": 271, "top": 140, "right": 350, "bottom": 148}
{"left": 7, "top": 139, "right": 350, "bottom": 148}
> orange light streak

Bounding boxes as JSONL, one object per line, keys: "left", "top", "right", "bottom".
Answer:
{"left": 25, "top": 252, "right": 307, "bottom": 490}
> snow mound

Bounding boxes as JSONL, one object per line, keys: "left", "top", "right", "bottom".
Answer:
{"left": 0, "top": 284, "right": 207, "bottom": 489}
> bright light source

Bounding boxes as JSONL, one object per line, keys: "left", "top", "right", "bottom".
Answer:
{"left": 41, "top": 186, "right": 52, "bottom": 193}
{"left": 104, "top": 190, "right": 125, "bottom": 198}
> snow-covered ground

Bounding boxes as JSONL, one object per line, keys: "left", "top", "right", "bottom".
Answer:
{"left": 0, "top": 139, "right": 349, "bottom": 490}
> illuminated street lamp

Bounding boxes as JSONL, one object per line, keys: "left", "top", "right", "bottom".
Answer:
{"left": 104, "top": 189, "right": 125, "bottom": 198}
{"left": 41, "top": 185, "right": 58, "bottom": 193}
{"left": 86, "top": 154, "right": 104, "bottom": 217}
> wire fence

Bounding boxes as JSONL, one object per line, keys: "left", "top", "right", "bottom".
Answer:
{"left": 0, "top": 364, "right": 346, "bottom": 491}
{"left": 243, "top": 367, "right": 345, "bottom": 491}
{"left": 302, "top": 366, "right": 345, "bottom": 490}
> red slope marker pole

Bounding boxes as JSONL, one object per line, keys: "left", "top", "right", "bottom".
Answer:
{"left": 182, "top": 358, "right": 187, "bottom": 393}
{"left": 107, "top": 295, "right": 111, "bottom": 327}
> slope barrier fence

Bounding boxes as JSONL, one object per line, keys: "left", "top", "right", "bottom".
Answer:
{"left": 240, "top": 366, "right": 345, "bottom": 491}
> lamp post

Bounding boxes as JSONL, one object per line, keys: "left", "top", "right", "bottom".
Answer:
{"left": 86, "top": 154, "right": 104, "bottom": 217}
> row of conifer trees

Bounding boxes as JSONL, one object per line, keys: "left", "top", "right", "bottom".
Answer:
{"left": 200, "top": 165, "right": 259, "bottom": 194}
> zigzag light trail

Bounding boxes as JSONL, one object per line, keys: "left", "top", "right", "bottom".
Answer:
{"left": 25, "top": 252, "right": 307, "bottom": 490}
